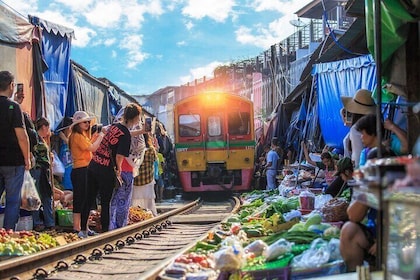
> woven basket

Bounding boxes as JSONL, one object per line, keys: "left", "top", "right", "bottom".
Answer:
{"left": 320, "top": 198, "right": 349, "bottom": 222}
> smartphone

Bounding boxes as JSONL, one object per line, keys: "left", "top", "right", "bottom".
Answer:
{"left": 344, "top": 110, "right": 353, "bottom": 125}
{"left": 145, "top": 117, "right": 152, "bottom": 132}
{"left": 17, "top": 83, "right": 24, "bottom": 93}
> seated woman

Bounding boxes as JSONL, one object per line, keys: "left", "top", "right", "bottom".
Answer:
{"left": 301, "top": 141, "right": 336, "bottom": 185}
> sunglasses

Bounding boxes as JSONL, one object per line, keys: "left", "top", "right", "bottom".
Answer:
{"left": 83, "top": 121, "right": 91, "bottom": 124}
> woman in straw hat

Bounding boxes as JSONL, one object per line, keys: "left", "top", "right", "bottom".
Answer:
{"left": 340, "top": 89, "right": 377, "bottom": 169}
{"left": 68, "top": 111, "right": 105, "bottom": 236}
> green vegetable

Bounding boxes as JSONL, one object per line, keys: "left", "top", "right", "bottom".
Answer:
{"left": 304, "top": 213, "right": 322, "bottom": 229}
{"left": 288, "top": 223, "right": 306, "bottom": 232}
{"left": 194, "top": 241, "right": 218, "bottom": 251}
{"left": 323, "top": 226, "right": 340, "bottom": 237}
{"left": 279, "top": 230, "right": 320, "bottom": 244}
{"left": 244, "top": 229, "right": 263, "bottom": 237}
{"left": 226, "top": 216, "right": 241, "bottom": 223}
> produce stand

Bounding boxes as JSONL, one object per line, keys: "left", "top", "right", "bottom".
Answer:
{"left": 158, "top": 157, "right": 420, "bottom": 279}
{"left": 159, "top": 164, "right": 351, "bottom": 279}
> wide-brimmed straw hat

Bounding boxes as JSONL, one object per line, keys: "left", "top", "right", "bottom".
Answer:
{"left": 341, "top": 89, "right": 376, "bottom": 115}
{"left": 71, "top": 111, "right": 94, "bottom": 127}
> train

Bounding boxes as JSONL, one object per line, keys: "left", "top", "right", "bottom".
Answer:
{"left": 173, "top": 92, "right": 255, "bottom": 193}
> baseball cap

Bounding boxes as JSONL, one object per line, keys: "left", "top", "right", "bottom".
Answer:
{"left": 334, "top": 157, "right": 353, "bottom": 176}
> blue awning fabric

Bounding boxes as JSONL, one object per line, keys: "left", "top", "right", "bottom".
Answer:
{"left": 312, "top": 54, "right": 377, "bottom": 148}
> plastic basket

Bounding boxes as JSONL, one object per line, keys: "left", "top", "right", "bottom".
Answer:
{"left": 57, "top": 209, "right": 73, "bottom": 227}
{"left": 242, "top": 253, "right": 293, "bottom": 280}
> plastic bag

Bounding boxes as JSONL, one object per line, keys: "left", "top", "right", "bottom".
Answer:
{"left": 291, "top": 238, "right": 330, "bottom": 269}
{"left": 244, "top": 240, "right": 268, "bottom": 257}
{"left": 214, "top": 245, "right": 244, "bottom": 271}
{"left": 21, "top": 171, "right": 41, "bottom": 211}
{"left": 52, "top": 150, "right": 65, "bottom": 176}
{"left": 263, "top": 238, "right": 294, "bottom": 261}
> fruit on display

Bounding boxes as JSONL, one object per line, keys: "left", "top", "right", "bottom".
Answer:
{"left": 128, "top": 206, "right": 153, "bottom": 224}
{"left": 0, "top": 228, "right": 59, "bottom": 256}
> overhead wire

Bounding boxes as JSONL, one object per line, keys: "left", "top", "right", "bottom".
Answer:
{"left": 320, "top": 0, "right": 365, "bottom": 56}
{"left": 0, "top": 0, "right": 28, "bottom": 21}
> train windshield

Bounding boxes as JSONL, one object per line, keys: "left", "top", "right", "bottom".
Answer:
{"left": 208, "top": 116, "right": 222, "bottom": 136}
{"left": 228, "top": 112, "right": 250, "bottom": 135}
{"left": 179, "top": 114, "right": 201, "bottom": 137}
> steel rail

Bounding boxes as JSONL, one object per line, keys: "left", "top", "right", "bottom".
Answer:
{"left": 141, "top": 196, "right": 241, "bottom": 280}
{"left": 0, "top": 199, "right": 201, "bottom": 279}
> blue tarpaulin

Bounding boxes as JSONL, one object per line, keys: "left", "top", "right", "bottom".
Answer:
{"left": 312, "top": 54, "right": 377, "bottom": 149}
{"left": 30, "top": 16, "right": 74, "bottom": 130}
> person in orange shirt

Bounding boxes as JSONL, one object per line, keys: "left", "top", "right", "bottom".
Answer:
{"left": 68, "top": 111, "right": 104, "bottom": 236}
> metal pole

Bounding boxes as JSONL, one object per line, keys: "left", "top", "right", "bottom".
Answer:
{"left": 373, "top": 0, "right": 383, "bottom": 272}
{"left": 374, "top": 0, "right": 382, "bottom": 158}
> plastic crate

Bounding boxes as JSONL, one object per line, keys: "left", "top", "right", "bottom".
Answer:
{"left": 57, "top": 209, "right": 73, "bottom": 227}
{"left": 242, "top": 253, "right": 293, "bottom": 280}
{"left": 243, "top": 266, "right": 290, "bottom": 280}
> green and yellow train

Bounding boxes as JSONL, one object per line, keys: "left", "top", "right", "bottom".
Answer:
{"left": 174, "top": 92, "right": 255, "bottom": 193}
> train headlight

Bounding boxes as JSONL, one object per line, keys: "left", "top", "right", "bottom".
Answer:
{"left": 182, "top": 159, "right": 188, "bottom": 166}
{"left": 244, "top": 157, "right": 250, "bottom": 162}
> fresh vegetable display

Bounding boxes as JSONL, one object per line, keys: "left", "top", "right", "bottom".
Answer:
{"left": 159, "top": 189, "right": 346, "bottom": 279}
{"left": 0, "top": 228, "right": 59, "bottom": 256}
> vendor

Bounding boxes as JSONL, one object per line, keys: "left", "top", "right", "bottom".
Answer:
{"left": 325, "top": 157, "right": 353, "bottom": 197}
{"left": 339, "top": 166, "right": 376, "bottom": 271}
{"left": 265, "top": 139, "right": 280, "bottom": 191}
{"left": 301, "top": 141, "right": 336, "bottom": 184}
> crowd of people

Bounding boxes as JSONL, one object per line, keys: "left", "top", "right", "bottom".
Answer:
{"left": 253, "top": 88, "right": 408, "bottom": 272}
{"left": 0, "top": 70, "right": 176, "bottom": 237}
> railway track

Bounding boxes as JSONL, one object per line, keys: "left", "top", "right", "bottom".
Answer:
{"left": 0, "top": 197, "right": 240, "bottom": 280}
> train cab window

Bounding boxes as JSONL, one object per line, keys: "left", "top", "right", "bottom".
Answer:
{"left": 228, "top": 112, "right": 250, "bottom": 135}
{"left": 179, "top": 114, "right": 201, "bottom": 137}
{"left": 208, "top": 116, "right": 222, "bottom": 136}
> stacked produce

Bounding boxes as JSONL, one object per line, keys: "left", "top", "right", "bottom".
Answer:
{"left": 160, "top": 190, "right": 345, "bottom": 279}
{"left": 128, "top": 206, "right": 154, "bottom": 224}
{"left": 0, "top": 228, "right": 59, "bottom": 256}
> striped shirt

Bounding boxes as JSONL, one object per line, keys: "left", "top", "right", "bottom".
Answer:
{"left": 133, "top": 147, "right": 156, "bottom": 186}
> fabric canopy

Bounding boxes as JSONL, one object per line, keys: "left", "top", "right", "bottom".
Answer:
{"left": 70, "top": 63, "right": 110, "bottom": 125}
{"left": 0, "top": 5, "right": 35, "bottom": 117}
{"left": 312, "top": 54, "right": 377, "bottom": 148}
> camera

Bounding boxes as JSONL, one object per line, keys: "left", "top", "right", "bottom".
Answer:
{"left": 91, "top": 123, "right": 103, "bottom": 134}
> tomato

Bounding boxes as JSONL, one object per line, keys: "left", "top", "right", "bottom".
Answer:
{"left": 175, "top": 256, "right": 191, "bottom": 264}
{"left": 230, "top": 224, "right": 241, "bottom": 235}
{"left": 199, "top": 259, "right": 209, "bottom": 268}
{"left": 191, "top": 255, "right": 206, "bottom": 263}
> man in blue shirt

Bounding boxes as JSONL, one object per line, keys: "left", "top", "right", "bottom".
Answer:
{"left": 265, "top": 139, "right": 279, "bottom": 191}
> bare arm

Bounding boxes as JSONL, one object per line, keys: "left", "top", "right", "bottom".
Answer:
{"left": 115, "top": 154, "right": 125, "bottom": 172}
{"left": 384, "top": 119, "right": 408, "bottom": 154}
{"left": 15, "top": 127, "right": 30, "bottom": 170}
{"left": 130, "top": 128, "right": 146, "bottom": 137}
{"left": 87, "top": 132, "right": 104, "bottom": 152}
{"left": 347, "top": 199, "right": 369, "bottom": 222}
{"left": 58, "top": 131, "right": 69, "bottom": 145}
{"left": 301, "top": 141, "right": 317, "bottom": 166}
